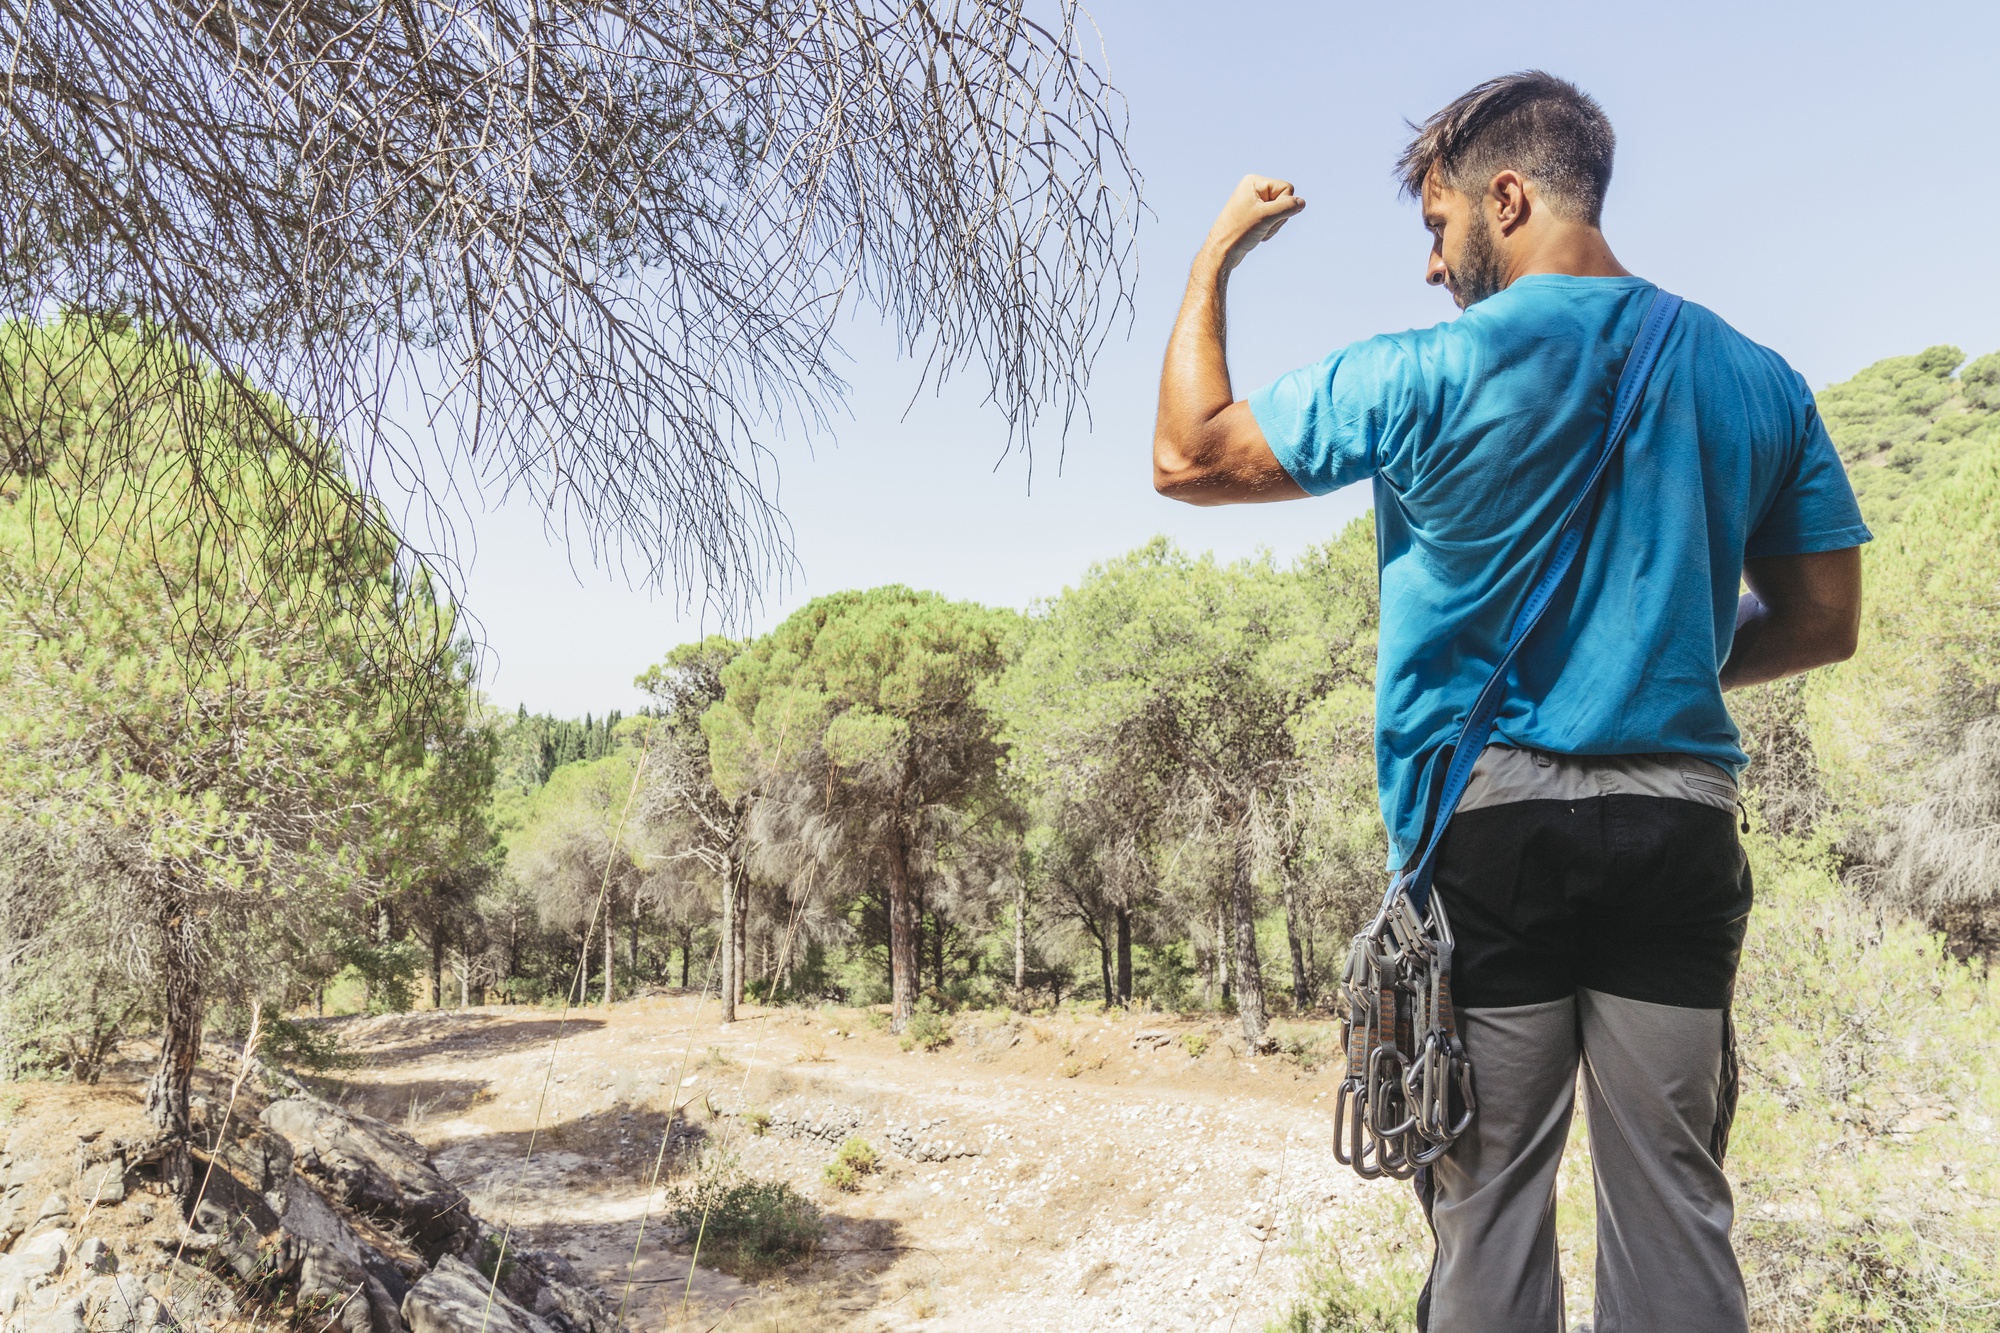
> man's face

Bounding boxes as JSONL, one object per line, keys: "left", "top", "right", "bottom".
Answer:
{"left": 1421, "top": 170, "right": 1507, "bottom": 309}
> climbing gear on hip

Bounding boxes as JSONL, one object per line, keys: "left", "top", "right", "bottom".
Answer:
{"left": 1333, "top": 289, "right": 1686, "bottom": 1181}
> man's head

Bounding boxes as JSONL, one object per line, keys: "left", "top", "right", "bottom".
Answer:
{"left": 1397, "top": 72, "right": 1616, "bottom": 308}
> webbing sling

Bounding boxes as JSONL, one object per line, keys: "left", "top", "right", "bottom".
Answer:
{"left": 1333, "top": 288, "right": 1685, "bottom": 1180}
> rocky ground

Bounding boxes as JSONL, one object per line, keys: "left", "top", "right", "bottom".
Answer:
{"left": 306, "top": 996, "right": 1386, "bottom": 1332}
{"left": 0, "top": 999, "right": 1402, "bottom": 1333}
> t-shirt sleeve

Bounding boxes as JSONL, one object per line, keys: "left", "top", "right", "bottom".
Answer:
{"left": 1246, "top": 335, "right": 1418, "bottom": 496}
{"left": 1744, "top": 398, "right": 1873, "bottom": 559}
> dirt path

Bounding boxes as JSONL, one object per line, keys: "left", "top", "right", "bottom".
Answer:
{"left": 312, "top": 998, "right": 1385, "bottom": 1332}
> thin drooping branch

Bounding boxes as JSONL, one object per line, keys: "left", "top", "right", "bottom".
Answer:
{"left": 2, "top": 0, "right": 1139, "bottom": 631}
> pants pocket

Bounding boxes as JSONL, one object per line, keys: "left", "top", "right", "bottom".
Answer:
{"left": 1710, "top": 1008, "right": 1740, "bottom": 1166}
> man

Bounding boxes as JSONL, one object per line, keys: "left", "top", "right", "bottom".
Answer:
{"left": 1153, "top": 72, "right": 1868, "bottom": 1333}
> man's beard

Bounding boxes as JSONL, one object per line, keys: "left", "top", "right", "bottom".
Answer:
{"left": 1448, "top": 214, "right": 1506, "bottom": 309}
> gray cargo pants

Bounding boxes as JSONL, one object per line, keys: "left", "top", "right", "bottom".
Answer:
{"left": 1413, "top": 748, "right": 1753, "bottom": 1333}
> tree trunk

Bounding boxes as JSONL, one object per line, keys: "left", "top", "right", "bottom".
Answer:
{"left": 718, "top": 856, "right": 739, "bottom": 1024}
{"left": 1281, "top": 875, "right": 1309, "bottom": 1010}
{"left": 680, "top": 928, "right": 692, "bottom": 989}
{"left": 1115, "top": 905, "right": 1133, "bottom": 1005}
{"left": 1231, "top": 827, "right": 1268, "bottom": 1047}
{"left": 1214, "top": 901, "right": 1231, "bottom": 1002}
{"left": 1097, "top": 917, "right": 1114, "bottom": 1006}
{"left": 629, "top": 912, "right": 640, "bottom": 974}
{"left": 1013, "top": 882, "right": 1027, "bottom": 991}
{"left": 931, "top": 908, "right": 946, "bottom": 995}
{"left": 430, "top": 928, "right": 446, "bottom": 1009}
{"left": 457, "top": 948, "right": 471, "bottom": 1008}
{"left": 886, "top": 827, "right": 919, "bottom": 1030}
{"left": 145, "top": 888, "right": 201, "bottom": 1197}
{"left": 602, "top": 896, "right": 615, "bottom": 1007}
{"left": 730, "top": 870, "right": 748, "bottom": 1013}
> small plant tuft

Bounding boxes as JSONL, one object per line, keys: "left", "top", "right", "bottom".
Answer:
{"left": 823, "top": 1136, "right": 880, "bottom": 1192}
{"left": 1268, "top": 1022, "right": 1336, "bottom": 1073}
{"left": 474, "top": 1233, "right": 515, "bottom": 1284}
{"left": 898, "top": 999, "right": 952, "bottom": 1052}
{"left": 667, "top": 1175, "right": 822, "bottom": 1279}
{"left": 1181, "top": 1030, "right": 1212, "bottom": 1060}
{"left": 743, "top": 1108, "right": 772, "bottom": 1136}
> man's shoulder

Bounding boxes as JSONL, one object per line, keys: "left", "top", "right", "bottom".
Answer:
{"left": 1669, "top": 298, "right": 1813, "bottom": 398}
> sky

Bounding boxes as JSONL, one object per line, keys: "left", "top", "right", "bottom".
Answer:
{"left": 460, "top": 0, "right": 2000, "bottom": 717}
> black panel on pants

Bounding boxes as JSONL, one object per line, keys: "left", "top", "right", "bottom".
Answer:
{"left": 1429, "top": 794, "right": 1754, "bottom": 1010}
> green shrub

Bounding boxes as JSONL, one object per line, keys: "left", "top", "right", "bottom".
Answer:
{"left": 742, "top": 1108, "right": 772, "bottom": 1136}
{"left": 823, "top": 1136, "right": 879, "bottom": 1192}
{"left": 898, "top": 1000, "right": 952, "bottom": 1052}
{"left": 474, "top": 1233, "right": 515, "bottom": 1284}
{"left": 1180, "top": 1030, "right": 1211, "bottom": 1059}
{"left": 257, "top": 1015, "right": 358, "bottom": 1072}
{"left": 1268, "top": 1022, "right": 1336, "bottom": 1073}
{"left": 668, "top": 1176, "right": 822, "bottom": 1279}
{"left": 1723, "top": 833, "right": 2000, "bottom": 1328}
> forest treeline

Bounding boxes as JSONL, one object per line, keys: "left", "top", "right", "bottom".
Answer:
{"left": 4, "top": 330, "right": 1998, "bottom": 1107}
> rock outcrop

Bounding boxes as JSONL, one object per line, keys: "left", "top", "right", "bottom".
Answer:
{"left": 259, "top": 1099, "right": 475, "bottom": 1264}
{"left": 0, "top": 1071, "right": 612, "bottom": 1333}
{"left": 272, "top": 1171, "right": 406, "bottom": 1333}
{"left": 400, "top": 1257, "right": 553, "bottom": 1333}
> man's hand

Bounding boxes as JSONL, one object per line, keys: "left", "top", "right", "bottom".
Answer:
{"left": 1152, "top": 176, "right": 1311, "bottom": 506}
{"left": 1205, "top": 175, "right": 1307, "bottom": 274}
{"left": 1720, "top": 547, "right": 1862, "bottom": 691}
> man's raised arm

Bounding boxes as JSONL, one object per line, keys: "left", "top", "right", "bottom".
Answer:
{"left": 1152, "top": 176, "right": 1311, "bottom": 506}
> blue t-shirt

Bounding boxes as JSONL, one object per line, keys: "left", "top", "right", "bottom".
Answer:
{"left": 1248, "top": 275, "right": 1871, "bottom": 867}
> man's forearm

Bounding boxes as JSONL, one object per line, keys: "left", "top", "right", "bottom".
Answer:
{"left": 1153, "top": 248, "right": 1237, "bottom": 487}
{"left": 1719, "top": 548, "right": 1863, "bottom": 690}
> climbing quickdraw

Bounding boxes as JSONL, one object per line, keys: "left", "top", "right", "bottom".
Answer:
{"left": 1332, "top": 876, "right": 1474, "bottom": 1179}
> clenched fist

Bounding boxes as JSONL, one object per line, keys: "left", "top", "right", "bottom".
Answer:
{"left": 1203, "top": 175, "right": 1306, "bottom": 274}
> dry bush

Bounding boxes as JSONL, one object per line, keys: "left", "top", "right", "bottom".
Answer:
{"left": 1852, "top": 715, "right": 2000, "bottom": 954}
{"left": 1733, "top": 674, "right": 1828, "bottom": 837}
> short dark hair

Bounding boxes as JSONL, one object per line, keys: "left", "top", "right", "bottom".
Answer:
{"left": 1397, "top": 72, "right": 1615, "bottom": 226}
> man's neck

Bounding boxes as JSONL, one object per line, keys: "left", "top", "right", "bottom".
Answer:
{"left": 1506, "top": 223, "right": 1630, "bottom": 284}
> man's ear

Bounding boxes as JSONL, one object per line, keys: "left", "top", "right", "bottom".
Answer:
{"left": 1487, "top": 170, "right": 1531, "bottom": 236}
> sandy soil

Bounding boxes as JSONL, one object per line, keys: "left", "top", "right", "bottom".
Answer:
{"left": 307, "top": 997, "right": 1385, "bottom": 1332}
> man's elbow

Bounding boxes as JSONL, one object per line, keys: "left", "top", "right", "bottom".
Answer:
{"left": 1803, "top": 608, "right": 1860, "bottom": 669}
{"left": 1152, "top": 432, "right": 1207, "bottom": 502}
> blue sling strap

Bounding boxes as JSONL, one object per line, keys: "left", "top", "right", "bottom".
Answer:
{"left": 1397, "top": 287, "right": 1684, "bottom": 916}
